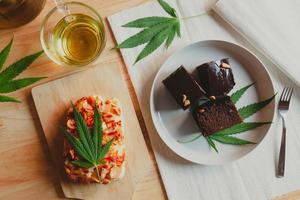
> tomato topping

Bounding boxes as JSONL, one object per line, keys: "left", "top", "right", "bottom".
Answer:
{"left": 111, "top": 107, "right": 121, "bottom": 115}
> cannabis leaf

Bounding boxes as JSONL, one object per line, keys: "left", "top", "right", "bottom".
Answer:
{"left": 0, "top": 37, "right": 12, "bottom": 71}
{"left": 0, "top": 77, "right": 45, "bottom": 93}
{"left": 238, "top": 94, "right": 276, "bottom": 119}
{"left": 0, "top": 38, "right": 46, "bottom": 103}
{"left": 0, "top": 95, "right": 20, "bottom": 103}
{"left": 63, "top": 102, "right": 113, "bottom": 182}
{"left": 0, "top": 50, "right": 44, "bottom": 84}
{"left": 135, "top": 28, "right": 173, "bottom": 63}
{"left": 116, "top": 0, "right": 180, "bottom": 64}
{"left": 206, "top": 136, "right": 218, "bottom": 153}
{"left": 231, "top": 83, "right": 254, "bottom": 104}
{"left": 158, "top": 0, "right": 177, "bottom": 17}
{"left": 178, "top": 122, "right": 270, "bottom": 146}
{"left": 166, "top": 26, "right": 176, "bottom": 48}
{"left": 213, "top": 122, "right": 271, "bottom": 136}
{"left": 177, "top": 83, "right": 275, "bottom": 153}
{"left": 210, "top": 135, "right": 255, "bottom": 145}
{"left": 122, "top": 16, "right": 174, "bottom": 28}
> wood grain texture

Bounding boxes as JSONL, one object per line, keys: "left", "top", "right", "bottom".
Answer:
{"left": 0, "top": 0, "right": 297, "bottom": 200}
{"left": 32, "top": 63, "right": 151, "bottom": 200}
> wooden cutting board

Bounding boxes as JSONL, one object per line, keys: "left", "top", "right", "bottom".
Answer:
{"left": 31, "top": 63, "right": 152, "bottom": 200}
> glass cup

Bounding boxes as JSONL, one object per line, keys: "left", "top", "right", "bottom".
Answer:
{"left": 40, "top": 1, "right": 106, "bottom": 67}
{"left": 0, "top": 0, "right": 46, "bottom": 29}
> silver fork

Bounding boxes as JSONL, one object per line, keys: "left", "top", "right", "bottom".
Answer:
{"left": 277, "top": 87, "right": 293, "bottom": 178}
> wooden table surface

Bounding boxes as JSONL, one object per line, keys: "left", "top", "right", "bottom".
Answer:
{"left": 0, "top": 0, "right": 297, "bottom": 199}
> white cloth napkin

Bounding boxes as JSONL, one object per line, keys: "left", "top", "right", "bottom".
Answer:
{"left": 213, "top": 0, "right": 300, "bottom": 86}
{"left": 108, "top": 0, "right": 300, "bottom": 199}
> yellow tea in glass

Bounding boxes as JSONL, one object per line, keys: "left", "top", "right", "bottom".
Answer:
{"left": 40, "top": 2, "right": 106, "bottom": 67}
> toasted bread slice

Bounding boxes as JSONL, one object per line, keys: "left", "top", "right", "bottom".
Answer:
{"left": 64, "top": 95, "right": 125, "bottom": 184}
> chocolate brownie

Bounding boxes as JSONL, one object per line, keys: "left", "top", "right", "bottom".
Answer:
{"left": 163, "top": 66, "right": 205, "bottom": 110}
{"left": 197, "top": 58, "right": 235, "bottom": 97}
{"left": 193, "top": 96, "right": 242, "bottom": 136}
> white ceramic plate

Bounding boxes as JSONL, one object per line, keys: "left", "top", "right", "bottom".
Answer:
{"left": 150, "top": 40, "right": 275, "bottom": 165}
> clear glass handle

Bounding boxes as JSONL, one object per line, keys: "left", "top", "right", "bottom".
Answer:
{"left": 53, "top": 0, "right": 69, "bottom": 15}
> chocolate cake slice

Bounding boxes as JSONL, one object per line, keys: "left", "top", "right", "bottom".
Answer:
{"left": 163, "top": 66, "right": 205, "bottom": 110}
{"left": 197, "top": 58, "right": 235, "bottom": 96}
{"left": 193, "top": 96, "right": 242, "bottom": 136}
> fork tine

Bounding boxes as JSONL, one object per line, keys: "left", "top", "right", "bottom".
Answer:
{"left": 286, "top": 87, "right": 292, "bottom": 101}
{"left": 284, "top": 87, "right": 290, "bottom": 101}
{"left": 283, "top": 87, "right": 290, "bottom": 101}
{"left": 287, "top": 87, "right": 294, "bottom": 103}
{"left": 280, "top": 87, "right": 288, "bottom": 101}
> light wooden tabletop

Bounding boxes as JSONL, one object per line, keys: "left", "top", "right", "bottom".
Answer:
{"left": 0, "top": 0, "right": 297, "bottom": 199}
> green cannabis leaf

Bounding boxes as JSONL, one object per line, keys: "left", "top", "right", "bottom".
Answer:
{"left": 0, "top": 38, "right": 46, "bottom": 103}
{"left": 178, "top": 122, "right": 270, "bottom": 146}
{"left": 213, "top": 122, "right": 271, "bottom": 136}
{"left": 206, "top": 136, "right": 218, "bottom": 153}
{"left": 238, "top": 94, "right": 276, "bottom": 119}
{"left": 63, "top": 102, "right": 113, "bottom": 182}
{"left": 0, "top": 38, "right": 12, "bottom": 71}
{"left": 116, "top": 0, "right": 180, "bottom": 64}
{"left": 231, "top": 83, "right": 254, "bottom": 104}
{"left": 158, "top": 0, "right": 177, "bottom": 17}
{"left": 122, "top": 16, "right": 174, "bottom": 28}
{"left": 0, "top": 94, "right": 20, "bottom": 103}
{"left": 0, "top": 77, "right": 45, "bottom": 93}
{"left": 210, "top": 135, "right": 255, "bottom": 145}
{"left": 177, "top": 83, "right": 275, "bottom": 153}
